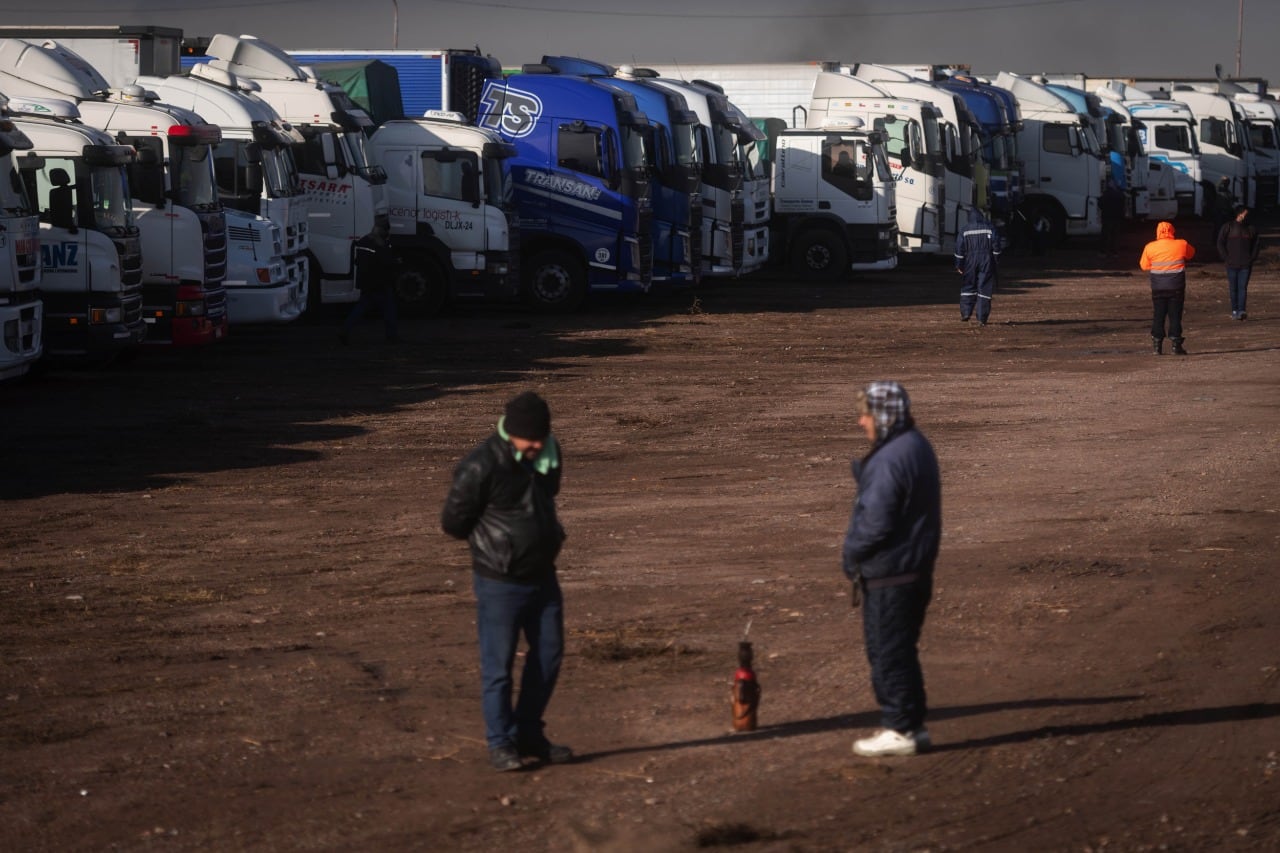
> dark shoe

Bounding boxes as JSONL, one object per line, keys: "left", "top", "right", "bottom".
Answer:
{"left": 1152, "top": 336, "right": 1163, "bottom": 355}
{"left": 489, "top": 745, "right": 523, "bottom": 772}
{"left": 518, "top": 738, "right": 574, "bottom": 765}
{"left": 960, "top": 314, "right": 970, "bottom": 322}
{"left": 1239, "top": 312, "right": 1247, "bottom": 321}
{"left": 1171, "top": 338, "right": 1188, "bottom": 356}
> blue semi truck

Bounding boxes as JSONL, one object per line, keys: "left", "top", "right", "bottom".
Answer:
{"left": 538, "top": 56, "right": 702, "bottom": 290}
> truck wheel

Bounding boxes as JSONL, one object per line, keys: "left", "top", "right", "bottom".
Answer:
{"left": 394, "top": 257, "right": 449, "bottom": 317}
{"left": 790, "top": 230, "right": 848, "bottom": 281}
{"left": 1023, "top": 201, "right": 1066, "bottom": 248}
{"left": 524, "top": 250, "right": 587, "bottom": 312}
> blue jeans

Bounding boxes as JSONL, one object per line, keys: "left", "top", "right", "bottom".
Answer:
{"left": 1226, "top": 266, "right": 1251, "bottom": 315}
{"left": 862, "top": 576, "right": 932, "bottom": 732}
{"left": 473, "top": 573, "right": 564, "bottom": 750}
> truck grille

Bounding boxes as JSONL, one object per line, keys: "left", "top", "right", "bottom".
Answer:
{"left": 636, "top": 206, "right": 653, "bottom": 282}
{"left": 730, "top": 195, "right": 745, "bottom": 270}
{"left": 201, "top": 212, "right": 228, "bottom": 285}
{"left": 688, "top": 199, "right": 703, "bottom": 278}
{"left": 121, "top": 290, "right": 144, "bottom": 328}
{"left": 115, "top": 236, "right": 144, "bottom": 288}
{"left": 227, "top": 224, "right": 259, "bottom": 242}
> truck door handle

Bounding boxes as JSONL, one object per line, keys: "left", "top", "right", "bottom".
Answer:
{"left": 819, "top": 201, "right": 831, "bottom": 210}
{"left": 1041, "top": 176, "right": 1051, "bottom": 183}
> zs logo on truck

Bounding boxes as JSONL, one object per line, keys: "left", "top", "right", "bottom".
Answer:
{"left": 478, "top": 81, "right": 543, "bottom": 139}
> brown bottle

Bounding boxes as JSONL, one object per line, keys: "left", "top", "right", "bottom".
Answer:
{"left": 731, "top": 641, "right": 760, "bottom": 732}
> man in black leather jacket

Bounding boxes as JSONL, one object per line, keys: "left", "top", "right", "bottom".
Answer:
{"left": 441, "top": 391, "right": 571, "bottom": 771}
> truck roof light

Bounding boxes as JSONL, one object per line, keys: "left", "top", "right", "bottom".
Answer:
{"left": 822, "top": 116, "right": 867, "bottom": 130}
{"left": 167, "top": 123, "right": 222, "bottom": 144}
{"left": 424, "top": 110, "right": 467, "bottom": 124}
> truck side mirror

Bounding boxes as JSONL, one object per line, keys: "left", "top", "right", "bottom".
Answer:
{"left": 461, "top": 161, "right": 479, "bottom": 206}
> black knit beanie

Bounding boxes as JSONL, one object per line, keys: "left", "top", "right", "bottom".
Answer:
{"left": 504, "top": 391, "right": 551, "bottom": 440}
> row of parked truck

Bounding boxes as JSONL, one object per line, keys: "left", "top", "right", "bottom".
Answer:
{"left": 3, "top": 25, "right": 1277, "bottom": 383}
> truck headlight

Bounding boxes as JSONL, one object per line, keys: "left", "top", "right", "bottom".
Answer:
{"left": 90, "top": 307, "right": 124, "bottom": 324}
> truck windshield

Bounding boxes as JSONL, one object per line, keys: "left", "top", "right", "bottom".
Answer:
{"left": 170, "top": 143, "right": 220, "bottom": 210}
{"left": 871, "top": 141, "right": 893, "bottom": 182}
{"left": 260, "top": 147, "right": 300, "bottom": 198}
{"left": 712, "top": 122, "right": 739, "bottom": 168}
{"left": 1151, "top": 122, "right": 1199, "bottom": 155}
{"left": 1247, "top": 121, "right": 1278, "bottom": 151}
{"left": 672, "top": 120, "right": 699, "bottom": 170}
{"left": 3, "top": 163, "right": 36, "bottom": 215}
{"left": 86, "top": 163, "right": 135, "bottom": 233}
{"left": 621, "top": 123, "right": 649, "bottom": 174}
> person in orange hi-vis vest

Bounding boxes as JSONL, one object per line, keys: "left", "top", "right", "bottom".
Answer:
{"left": 1139, "top": 221, "right": 1196, "bottom": 355}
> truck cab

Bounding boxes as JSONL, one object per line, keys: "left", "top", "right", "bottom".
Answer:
{"left": 771, "top": 117, "right": 898, "bottom": 278}
{"left": 8, "top": 96, "right": 145, "bottom": 358}
{"left": 1233, "top": 93, "right": 1279, "bottom": 211}
{"left": 194, "top": 34, "right": 390, "bottom": 310}
{"left": 849, "top": 64, "right": 981, "bottom": 252}
{"left": 808, "top": 71, "right": 947, "bottom": 255}
{"left": 0, "top": 92, "right": 43, "bottom": 378}
{"left": 938, "top": 74, "right": 1023, "bottom": 219}
{"left": 138, "top": 67, "right": 310, "bottom": 323}
{"left": 366, "top": 110, "right": 517, "bottom": 314}
{"left": 537, "top": 57, "right": 704, "bottom": 289}
{"left": 992, "top": 72, "right": 1103, "bottom": 245}
{"left": 474, "top": 67, "right": 654, "bottom": 311}
{"left": 0, "top": 36, "right": 229, "bottom": 345}
{"left": 1104, "top": 84, "right": 1204, "bottom": 218}
{"left": 1170, "top": 87, "right": 1256, "bottom": 211}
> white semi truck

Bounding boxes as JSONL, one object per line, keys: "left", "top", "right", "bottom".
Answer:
{"left": 641, "top": 74, "right": 770, "bottom": 277}
{"left": 1167, "top": 87, "right": 1257, "bottom": 211}
{"left": 992, "top": 72, "right": 1103, "bottom": 245}
{"left": 7, "top": 95, "right": 145, "bottom": 358}
{"left": 0, "top": 92, "right": 43, "bottom": 378}
{"left": 1097, "top": 82, "right": 1204, "bottom": 217}
{"left": 849, "top": 63, "right": 981, "bottom": 250}
{"left": 365, "top": 110, "right": 518, "bottom": 313}
{"left": 0, "top": 29, "right": 304, "bottom": 324}
{"left": 134, "top": 66, "right": 311, "bottom": 323}
{"left": 193, "top": 34, "right": 392, "bottom": 311}
{"left": 770, "top": 117, "right": 898, "bottom": 278}
{"left": 641, "top": 62, "right": 947, "bottom": 257}
{"left": 0, "top": 37, "right": 231, "bottom": 345}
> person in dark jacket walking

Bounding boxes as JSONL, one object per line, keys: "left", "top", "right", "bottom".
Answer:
{"left": 843, "top": 382, "right": 942, "bottom": 757}
{"left": 340, "top": 220, "right": 401, "bottom": 344}
{"left": 441, "top": 391, "right": 572, "bottom": 772}
{"left": 1216, "top": 204, "right": 1260, "bottom": 320}
{"left": 1139, "top": 221, "right": 1196, "bottom": 355}
{"left": 955, "top": 210, "right": 1002, "bottom": 325}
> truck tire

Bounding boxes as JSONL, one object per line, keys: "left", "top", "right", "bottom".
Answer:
{"left": 790, "top": 229, "right": 848, "bottom": 281}
{"left": 1022, "top": 200, "right": 1066, "bottom": 248}
{"left": 394, "top": 256, "right": 449, "bottom": 317}
{"left": 524, "top": 250, "right": 587, "bottom": 312}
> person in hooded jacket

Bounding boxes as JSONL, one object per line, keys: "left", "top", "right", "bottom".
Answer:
{"left": 1216, "top": 204, "right": 1260, "bottom": 320}
{"left": 1139, "top": 221, "right": 1196, "bottom": 355}
{"left": 955, "top": 209, "right": 1002, "bottom": 325}
{"left": 842, "top": 382, "right": 942, "bottom": 757}
{"left": 441, "top": 391, "right": 572, "bottom": 772}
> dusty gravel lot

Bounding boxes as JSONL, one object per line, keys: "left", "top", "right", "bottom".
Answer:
{"left": 2, "top": 217, "right": 1278, "bottom": 852}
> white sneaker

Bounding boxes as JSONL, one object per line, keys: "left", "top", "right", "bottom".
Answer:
{"left": 852, "top": 728, "right": 930, "bottom": 757}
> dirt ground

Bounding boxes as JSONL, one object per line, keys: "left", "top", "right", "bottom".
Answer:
{"left": 2, "top": 216, "right": 1278, "bottom": 852}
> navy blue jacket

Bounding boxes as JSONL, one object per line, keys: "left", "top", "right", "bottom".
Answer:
{"left": 954, "top": 213, "right": 1001, "bottom": 288}
{"left": 842, "top": 425, "right": 942, "bottom": 584}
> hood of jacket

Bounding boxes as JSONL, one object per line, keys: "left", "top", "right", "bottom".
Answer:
{"left": 1156, "top": 221, "right": 1176, "bottom": 240}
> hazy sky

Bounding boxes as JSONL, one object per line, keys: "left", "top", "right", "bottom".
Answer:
{"left": 0, "top": 0, "right": 1275, "bottom": 86}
